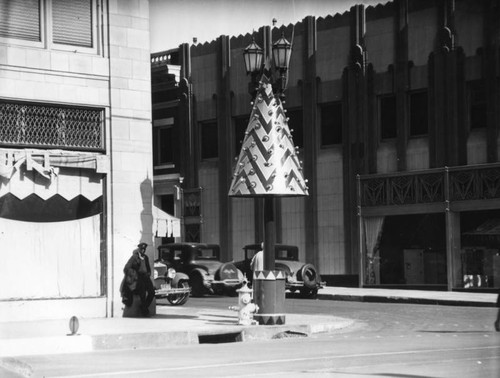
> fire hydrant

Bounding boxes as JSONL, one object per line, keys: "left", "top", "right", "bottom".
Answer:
{"left": 229, "top": 281, "right": 259, "bottom": 325}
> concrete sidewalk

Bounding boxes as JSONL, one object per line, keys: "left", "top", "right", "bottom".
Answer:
{"left": 0, "top": 286, "right": 497, "bottom": 360}
{"left": 317, "top": 286, "right": 499, "bottom": 307}
{"left": 0, "top": 306, "right": 353, "bottom": 358}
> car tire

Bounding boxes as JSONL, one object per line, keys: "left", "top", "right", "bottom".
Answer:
{"left": 167, "top": 280, "right": 190, "bottom": 306}
{"left": 298, "top": 264, "right": 318, "bottom": 290}
{"left": 190, "top": 273, "right": 205, "bottom": 297}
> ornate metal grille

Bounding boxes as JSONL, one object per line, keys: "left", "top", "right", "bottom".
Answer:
{"left": 449, "top": 167, "right": 500, "bottom": 201}
{"left": 360, "top": 165, "right": 500, "bottom": 207}
{"left": 0, "top": 101, "right": 104, "bottom": 151}
{"left": 360, "top": 172, "right": 444, "bottom": 207}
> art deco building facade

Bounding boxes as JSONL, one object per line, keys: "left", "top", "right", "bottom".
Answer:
{"left": 152, "top": 0, "right": 499, "bottom": 292}
{"left": 0, "top": 0, "right": 153, "bottom": 321}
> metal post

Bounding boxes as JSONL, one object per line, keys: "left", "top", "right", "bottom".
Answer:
{"left": 253, "top": 196, "right": 286, "bottom": 325}
{"left": 263, "top": 197, "right": 276, "bottom": 270}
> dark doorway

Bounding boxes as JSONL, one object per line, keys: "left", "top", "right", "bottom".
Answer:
{"left": 460, "top": 209, "right": 500, "bottom": 289}
{"left": 378, "top": 213, "right": 446, "bottom": 287}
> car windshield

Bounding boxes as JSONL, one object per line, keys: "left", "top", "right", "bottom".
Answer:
{"left": 275, "top": 247, "right": 297, "bottom": 260}
{"left": 244, "top": 245, "right": 298, "bottom": 261}
{"left": 194, "top": 246, "right": 219, "bottom": 260}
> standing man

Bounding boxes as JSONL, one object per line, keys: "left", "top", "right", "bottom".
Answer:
{"left": 121, "top": 242, "right": 155, "bottom": 316}
{"left": 251, "top": 242, "right": 264, "bottom": 273}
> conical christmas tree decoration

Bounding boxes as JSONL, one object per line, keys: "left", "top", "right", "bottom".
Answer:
{"left": 229, "top": 73, "right": 309, "bottom": 197}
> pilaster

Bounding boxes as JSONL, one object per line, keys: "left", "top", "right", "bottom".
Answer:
{"left": 216, "top": 35, "right": 233, "bottom": 261}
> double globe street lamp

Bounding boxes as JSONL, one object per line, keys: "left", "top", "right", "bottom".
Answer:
{"left": 243, "top": 32, "right": 292, "bottom": 98}
{"left": 230, "top": 30, "right": 308, "bottom": 325}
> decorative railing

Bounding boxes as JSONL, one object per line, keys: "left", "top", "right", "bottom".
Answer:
{"left": 151, "top": 49, "right": 179, "bottom": 66}
{"left": 359, "top": 164, "right": 500, "bottom": 207}
{"left": 0, "top": 101, "right": 104, "bottom": 151}
{"left": 449, "top": 167, "right": 500, "bottom": 201}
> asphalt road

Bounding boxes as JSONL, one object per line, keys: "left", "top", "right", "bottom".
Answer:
{"left": 4, "top": 296, "right": 500, "bottom": 378}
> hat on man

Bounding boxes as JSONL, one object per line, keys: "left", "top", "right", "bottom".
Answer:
{"left": 137, "top": 242, "right": 148, "bottom": 249}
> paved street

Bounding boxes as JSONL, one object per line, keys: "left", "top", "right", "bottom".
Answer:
{"left": 3, "top": 296, "right": 498, "bottom": 377}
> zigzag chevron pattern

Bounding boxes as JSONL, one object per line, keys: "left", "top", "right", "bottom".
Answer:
{"left": 229, "top": 74, "right": 309, "bottom": 197}
{"left": 253, "top": 270, "right": 286, "bottom": 280}
{"left": 254, "top": 314, "right": 286, "bottom": 325}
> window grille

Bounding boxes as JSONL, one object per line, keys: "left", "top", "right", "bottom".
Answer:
{"left": 0, "top": 101, "right": 104, "bottom": 151}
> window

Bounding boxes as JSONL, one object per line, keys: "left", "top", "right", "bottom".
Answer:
{"left": 159, "top": 194, "right": 175, "bottom": 244}
{"left": 380, "top": 95, "right": 397, "bottom": 140}
{"left": 0, "top": 0, "right": 98, "bottom": 53}
{"left": 469, "top": 81, "right": 487, "bottom": 130}
{"left": 0, "top": 0, "right": 40, "bottom": 42}
{"left": 160, "top": 194, "right": 175, "bottom": 216}
{"left": 153, "top": 118, "right": 174, "bottom": 167}
{"left": 409, "top": 91, "right": 428, "bottom": 136}
{"left": 320, "top": 102, "right": 343, "bottom": 146}
{"left": 234, "top": 116, "right": 249, "bottom": 155}
{"left": 201, "top": 121, "right": 218, "bottom": 159}
{"left": 285, "top": 109, "right": 303, "bottom": 149}
{"left": 52, "top": 0, "right": 92, "bottom": 47}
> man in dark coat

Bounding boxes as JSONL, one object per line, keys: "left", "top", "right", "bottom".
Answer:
{"left": 121, "top": 242, "right": 155, "bottom": 316}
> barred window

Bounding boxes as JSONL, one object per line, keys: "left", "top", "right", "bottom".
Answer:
{"left": 0, "top": 0, "right": 96, "bottom": 51}
{"left": 0, "top": 100, "right": 104, "bottom": 151}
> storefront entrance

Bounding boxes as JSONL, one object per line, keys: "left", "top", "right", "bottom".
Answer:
{"left": 376, "top": 214, "right": 447, "bottom": 288}
{"left": 461, "top": 209, "right": 500, "bottom": 290}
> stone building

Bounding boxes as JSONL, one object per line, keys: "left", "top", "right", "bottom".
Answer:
{"left": 0, "top": 0, "right": 153, "bottom": 321}
{"left": 151, "top": 0, "right": 500, "bottom": 292}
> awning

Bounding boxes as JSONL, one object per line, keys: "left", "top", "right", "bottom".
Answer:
{"left": 0, "top": 148, "right": 106, "bottom": 201}
{"left": 153, "top": 206, "right": 181, "bottom": 238}
{"left": 463, "top": 219, "right": 500, "bottom": 235}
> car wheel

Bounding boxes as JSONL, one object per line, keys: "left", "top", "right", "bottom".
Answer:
{"left": 167, "top": 280, "right": 190, "bottom": 306}
{"left": 298, "top": 264, "right": 318, "bottom": 290}
{"left": 190, "top": 273, "right": 205, "bottom": 297}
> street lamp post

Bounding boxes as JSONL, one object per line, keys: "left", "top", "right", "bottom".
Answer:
{"left": 230, "top": 30, "right": 308, "bottom": 325}
{"left": 243, "top": 37, "right": 263, "bottom": 99}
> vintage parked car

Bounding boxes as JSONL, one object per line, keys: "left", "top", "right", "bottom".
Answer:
{"left": 153, "top": 259, "right": 190, "bottom": 306}
{"left": 156, "top": 243, "right": 245, "bottom": 297}
{"left": 235, "top": 243, "right": 325, "bottom": 297}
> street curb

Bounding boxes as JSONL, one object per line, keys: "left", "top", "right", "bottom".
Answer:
{"left": 0, "top": 319, "right": 354, "bottom": 378}
{"left": 317, "top": 293, "right": 497, "bottom": 307}
{"left": 0, "top": 358, "right": 33, "bottom": 378}
{"left": 0, "top": 317, "right": 354, "bottom": 358}
{"left": 92, "top": 331, "right": 199, "bottom": 350}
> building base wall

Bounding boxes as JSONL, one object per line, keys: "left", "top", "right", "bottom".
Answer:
{"left": 0, "top": 297, "right": 107, "bottom": 323}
